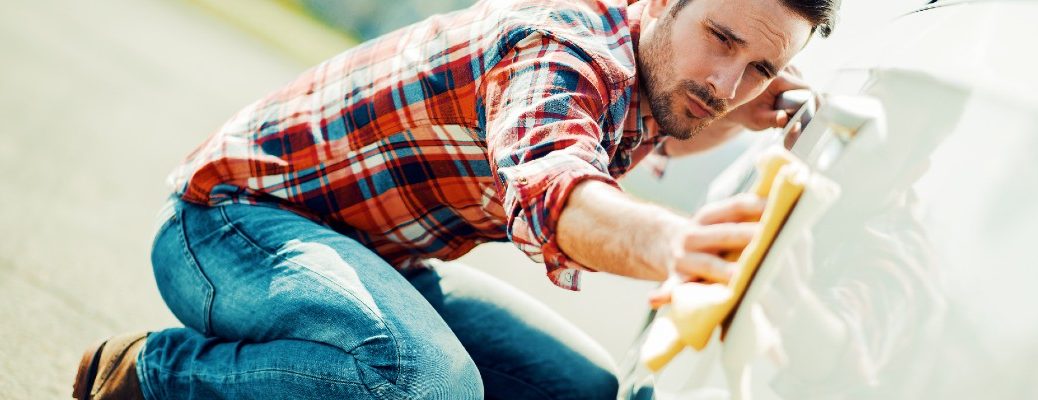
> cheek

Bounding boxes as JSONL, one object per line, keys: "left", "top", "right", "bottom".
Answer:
{"left": 668, "top": 52, "right": 717, "bottom": 89}
{"left": 734, "top": 79, "right": 769, "bottom": 107}
{"left": 666, "top": 26, "right": 713, "bottom": 81}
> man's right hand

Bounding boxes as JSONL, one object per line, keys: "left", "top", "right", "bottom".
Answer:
{"left": 649, "top": 193, "right": 765, "bottom": 308}
{"left": 556, "top": 181, "right": 765, "bottom": 297}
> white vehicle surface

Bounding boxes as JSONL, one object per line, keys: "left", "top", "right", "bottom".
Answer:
{"left": 620, "top": 1, "right": 1038, "bottom": 398}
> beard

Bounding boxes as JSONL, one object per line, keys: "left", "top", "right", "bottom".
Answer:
{"left": 636, "top": 15, "right": 730, "bottom": 140}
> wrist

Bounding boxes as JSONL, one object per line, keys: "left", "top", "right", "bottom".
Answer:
{"left": 639, "top": 208, "right": 688, "bottom": 281}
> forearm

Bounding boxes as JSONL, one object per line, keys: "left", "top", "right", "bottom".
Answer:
{"left": 556, "top": 179, "right": 682, "bottom": 281}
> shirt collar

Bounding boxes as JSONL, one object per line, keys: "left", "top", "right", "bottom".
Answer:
{"left": 623, "top": 0, "right": 663, "bottom": 147}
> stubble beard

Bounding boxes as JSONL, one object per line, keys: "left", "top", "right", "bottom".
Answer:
{"left": 636, "top": 16, "right": 729, "bottom": 140}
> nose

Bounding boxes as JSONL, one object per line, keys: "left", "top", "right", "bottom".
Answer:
{"left": 706, "top": 65, "right": 742, "bottom": 101}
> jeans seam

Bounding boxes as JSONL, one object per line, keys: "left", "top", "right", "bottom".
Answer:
{"left": 215, "top": 205, "right": 407, "bottom": 394}
{"left": 136, "top": 338, "right": 160, "bottom": 400}
{"left": 148, "top": 364, "right": 371, "bottom": 386}
{"left": 174, "top": 206, "right": 216, "bottom": 336}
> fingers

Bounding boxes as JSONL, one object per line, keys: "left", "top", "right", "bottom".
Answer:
{"left": 769, "top": 69, "right": 810, "bottom": 94}
{"left": 775, "top": 109, "right": 790, "bottom": 127}
{"left": 648, "top": 289, "right": 672, "bottom": 309}
{"left": 649, "top": 193, "right": 768, "bottom": 308}
{"left": 648, "top": 205, "right": 763, "bottom": 308}
{"left": 743, "top": 108, "right": 791, "bottom": 132}
{"left": 693, "top": 193, "right": 766, "bottom": 225}
{"left": 783, "top": 121, "right": 803, "bottom": 150}
{"left": 684, "top": 222, "right": 759, "bottom": 252}
{"left": 768, "top": 109, "right": 790, "bottom": 129}
{"left": 673, "top": 252, "right": 735, "bottom": 284}
{"left": 648, "top": 278, "right": 678, "bottom": 309}
{"left": 648, "top": 253, "right": 735, "bottom": 309}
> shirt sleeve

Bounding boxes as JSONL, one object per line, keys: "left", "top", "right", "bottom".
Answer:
{"left": 478, "top": 32, "right": 621, "bottom": 291}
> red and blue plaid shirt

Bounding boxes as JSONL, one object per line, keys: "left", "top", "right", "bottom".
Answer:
{"left": 169, "top": 0, "right": 662, "bottom": 290}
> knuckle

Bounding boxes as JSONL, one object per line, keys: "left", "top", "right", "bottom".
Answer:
{"left": 684, "top": 228, "right": 708, "bottom": 246}
{"left": 701, "top": 255, "right": 731, "bottom": 278}
{"left": 738, "top": 222, "right": 760, "bottom": 237}
{"left": 697, "top": 203, "right": 721, "bottom": 217}
{"left": 718, "top": 262, "right": 736, "bottom": 280}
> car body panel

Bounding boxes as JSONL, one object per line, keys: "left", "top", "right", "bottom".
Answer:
{"left": 623, "top": 2, "right": 1038, "bottom": 398}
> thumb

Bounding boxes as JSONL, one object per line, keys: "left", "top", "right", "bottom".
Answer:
{"left": 648, "top": 288, "right": 672, "bottom": 309}
{"left": 750, "top": 108, "right": 788, "bottom": 131}
{"left": 648, "top": 276, "right": 681, "bottom": 309}
{"left": 774, "top": 109, "right": 790, "bottom": 127}
{"left": 770, "top": 71, "right": 810, "bottom": 94}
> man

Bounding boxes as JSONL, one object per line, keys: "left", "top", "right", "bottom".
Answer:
{"left": 73, "top": 0, "right": 836, "bottom": 398}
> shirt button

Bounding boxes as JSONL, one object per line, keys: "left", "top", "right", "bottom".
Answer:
{"left": 516, "top": 176, "right": 528, "bottom": 185}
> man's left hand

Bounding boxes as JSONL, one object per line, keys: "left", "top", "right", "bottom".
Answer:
{"left": 724, "top": 65, "right": 809, "bottom": 131}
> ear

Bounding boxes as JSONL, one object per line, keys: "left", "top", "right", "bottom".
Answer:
{"left": 645, "top": 0, "right": 671, "bottom": 19}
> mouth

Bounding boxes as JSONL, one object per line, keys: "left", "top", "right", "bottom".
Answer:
{"left": 684, "top": 93, "right": 716, "bottom": 119}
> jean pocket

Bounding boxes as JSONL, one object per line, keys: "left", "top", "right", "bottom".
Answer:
{"left": 150, "top": 207, "right": 216, "bottom": 335}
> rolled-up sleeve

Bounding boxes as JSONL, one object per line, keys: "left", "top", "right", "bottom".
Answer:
{"left": 479, "top": 32, "right": 621, "bottom": 291}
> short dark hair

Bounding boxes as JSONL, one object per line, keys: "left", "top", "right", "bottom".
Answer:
{"left": 670, "top": 0, "right": 838, "bottom": 38}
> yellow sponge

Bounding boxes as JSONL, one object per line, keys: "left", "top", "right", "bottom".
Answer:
{"left": 641, "top": 148, "right": 806, "bottom": 372}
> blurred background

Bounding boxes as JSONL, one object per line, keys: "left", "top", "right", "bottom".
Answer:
{"left": 0, "top": 0, "right": 926, "bottom": 397}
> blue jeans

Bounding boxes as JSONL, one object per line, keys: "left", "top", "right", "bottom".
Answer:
{"left": 137, "top": 197, "right": 618, "bottom": 399}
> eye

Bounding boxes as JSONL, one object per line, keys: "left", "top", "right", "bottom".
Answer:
{"left": 710, "top": 29, "right": 730, "bottom": 47}
{"left": 753, "top": 63, "right": 773, "bottom": 79}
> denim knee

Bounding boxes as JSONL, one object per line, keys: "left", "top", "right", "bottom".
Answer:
{"left": 292, "top": 296, "right": 482, "bottom": 399}
{"left": 390, "top": 335, "right": 483, "bottom": 399}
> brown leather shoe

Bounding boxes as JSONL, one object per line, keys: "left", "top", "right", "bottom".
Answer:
{"left": 73, "top": 332, "right": 148, "bottom": 400}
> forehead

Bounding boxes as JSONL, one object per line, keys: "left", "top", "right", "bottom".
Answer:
{"left": 677, "top": 0, "right": 813, "bottom": 67}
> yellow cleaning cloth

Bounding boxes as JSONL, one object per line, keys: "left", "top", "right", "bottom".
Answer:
{"left": 641, "top": 148, "right": 806, "bottom": 372}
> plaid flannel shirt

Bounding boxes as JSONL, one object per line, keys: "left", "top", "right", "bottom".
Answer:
{"left": 168, "top": 0, "right": 662, "bottom": 290}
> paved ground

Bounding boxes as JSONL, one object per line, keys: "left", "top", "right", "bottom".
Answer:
{"left": 0, "top": 0, "right": 320, "bottom": 397}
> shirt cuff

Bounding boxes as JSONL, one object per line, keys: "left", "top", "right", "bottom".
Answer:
{"left": 498, "top": 152, "right": 621, "bottom": 291}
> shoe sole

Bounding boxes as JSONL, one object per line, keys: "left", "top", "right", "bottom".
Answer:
{"left": 72, "top": 339, "right": 108, "bottom": 400}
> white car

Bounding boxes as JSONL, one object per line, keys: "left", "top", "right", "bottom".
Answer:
{"left": 620, "top": 1, "right": 1038, "bottom": 398}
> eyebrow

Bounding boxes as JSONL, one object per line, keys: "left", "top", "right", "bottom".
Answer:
{"left": 706, "top": 18, "right": 779, "bottom": 78}
{"left": 707, "top": 19, "right": 747, "bottom": 46}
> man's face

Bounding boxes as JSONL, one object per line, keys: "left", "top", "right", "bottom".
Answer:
{"left": 638, "top": 0, "right": 813, "bottom": 139}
